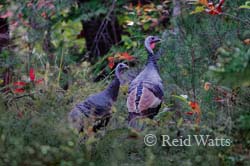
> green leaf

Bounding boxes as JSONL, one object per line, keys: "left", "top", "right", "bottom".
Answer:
{"left": 172, "top": 95, "right": 188, "bottom": 103}
{"left": 239, "top": 1, "right": 250, "bottom": 9}
{"left": 190, "top": 6, "right": 205, "bottom": 14}
{"left": 142, "top": 22, "right": 150, "bottom": 30}
{"left": 177, "top": 118, "right": 183, "bottom": 128}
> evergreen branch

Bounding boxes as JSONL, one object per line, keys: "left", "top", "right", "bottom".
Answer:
{"left": 221, "top": 12, "right": 250, "bottom": 27}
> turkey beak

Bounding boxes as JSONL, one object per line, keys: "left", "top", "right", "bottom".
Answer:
{"left": 154, "top": 37, "right": 161, "bottom": 43}
{"left": 123, "top": 64, "right": 129, "bottom": 70}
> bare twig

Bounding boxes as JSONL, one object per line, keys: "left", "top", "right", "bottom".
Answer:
{"left": 191, "top": 47, "right": 196, "bottom": 101}
{"left": 88, "top": 0, "right": 117, "bottom": 58}
{"left": 6, "top": 91, "right": 37, "bottom": 106}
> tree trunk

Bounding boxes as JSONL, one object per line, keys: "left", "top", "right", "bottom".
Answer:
{"left": 0, "top": 18, "right": 12, "bottom": 92}
{"left": 0, "top": 18, "right": 9, "bottom": 51}
{"left": 172, "top": 0, "right": 181, "bottom": 34}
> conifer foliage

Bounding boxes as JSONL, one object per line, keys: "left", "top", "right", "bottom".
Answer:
{"left": 0, "top": 0, "right": 250, "bottom": 165}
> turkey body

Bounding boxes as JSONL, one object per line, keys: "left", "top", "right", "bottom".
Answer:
{"left": 127, "top": 36, "right": 163, "bottom": 126}
{"left": 69, "top": 63, "right": 128, "bottom": 133}
{"left": 127, "top": 55, "right": 164, "bottom": 124}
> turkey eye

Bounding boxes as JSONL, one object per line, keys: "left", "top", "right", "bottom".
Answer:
{"left": 152, "top": 37, "right": 155, "bottom": 40}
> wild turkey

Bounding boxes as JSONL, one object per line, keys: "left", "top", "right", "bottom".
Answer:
{"left": 126, "top": 36, "right": 163, "bottom": 128}
{"left": 68, "top": 63, "right": 129, "bottom": 134}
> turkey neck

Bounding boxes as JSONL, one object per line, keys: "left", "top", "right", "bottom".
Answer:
{"left": 146, "top": 51, "right": 159, "bottom": 71}
{"left": 104, "top": 77, "right": 120, "bottom": 101}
